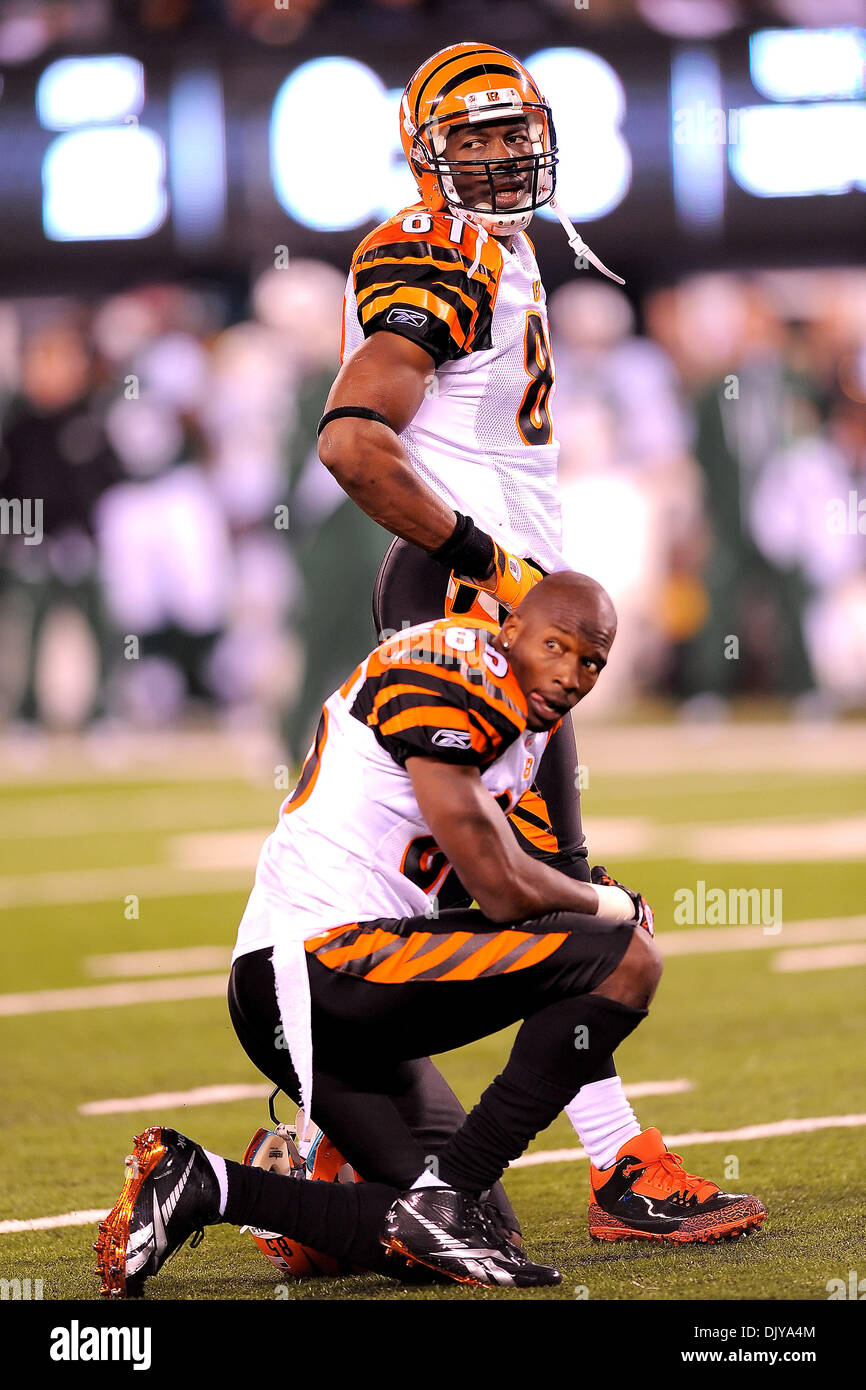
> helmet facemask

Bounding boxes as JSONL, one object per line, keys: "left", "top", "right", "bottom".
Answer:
{"left": 411, "top": 99, "right": 558, "bottom": 237}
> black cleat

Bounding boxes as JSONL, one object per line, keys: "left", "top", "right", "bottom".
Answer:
{"left": 94, "top": 1125, "right": 220, "bottom": 1298}
{"left": 383, "top": 1188, "right": 561, "bottom": 1288}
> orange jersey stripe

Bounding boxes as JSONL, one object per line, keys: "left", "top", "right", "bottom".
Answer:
{"left": 304, "top": 923, "right": 357, "bottom": 953}
{"left": 354, "top": 254, "right": 496, "bottom": 303}
{"left": 372, "top": 660, "right": 525, "bottom": 729}
{"left": 313, "top": 925, "right": 401, "bottom": 970}
{"left": 377, "top": 704, "right": 486, "bottom": 751}
{"left": 356, "top": 273, "right": 480, "bottom": 318}
{"left": 503, "top": 933, "right": 567, "bottom": 973}
{"left": 364, "top": 930, "right": 474, "bottom": 984}
{"left": 359, "top": 288, "right": 466, "bottom": 348}
{"left": 509, "top": 786, "right": 559, "bottom": 854}
{"left": 352, "top": 211, "right": 504, "bottom": 299}
{"left": 368, "top": 673, "right": 521, "bottom": 735}
{"left": 339, "top": 660, "right": 364, "bottom": 699}
{"left": 468, "top": 707, "right": 503, "bottom": 747}
{"left": 283, "top": 708, "right": 329, "bottom": 817}
{"left": 436, "top": 929, "right": 532, "bottom": 982}
{"left": 368, "top": 680, "right": 455, "bottom": 722}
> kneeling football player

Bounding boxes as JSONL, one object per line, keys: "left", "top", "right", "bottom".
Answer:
{"left": 96, "top": 574, "right": 763, "bottom": 1296}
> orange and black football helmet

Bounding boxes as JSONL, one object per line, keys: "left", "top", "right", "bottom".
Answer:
{"left": 399, "top": 42, "right": 557, "bottom": 237}
{"left": 241, "top": 1117, "right": 362, "bottom": 1279}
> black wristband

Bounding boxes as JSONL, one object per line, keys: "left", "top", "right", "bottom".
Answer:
{"left": 430, "top": 511, "right": 495, "bottom": 579}
{"left": 317, "top": 406, "right": 393, "bottom": 438}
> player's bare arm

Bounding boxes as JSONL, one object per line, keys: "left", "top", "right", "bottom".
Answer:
{"left": 406, "top": 574, "right": 643, "bottom": 927}
{"left": 317, "top": 332, "right": 458, "bottom": 551}
{"left": 316, "top": 116, "right": 537, "bottom": 551}
{"left": 406, "top": 757, "right": 617, "bottom": 924}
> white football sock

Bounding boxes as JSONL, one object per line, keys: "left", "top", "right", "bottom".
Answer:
{"left": 202, "top": 1149, "right": 228, "bottom": 1216}
{"left": 410, "top": 1167, "right": 450, "bottom": 1190}
{"left": 565, "top": 1076, "right": 641, "bottom": 1170}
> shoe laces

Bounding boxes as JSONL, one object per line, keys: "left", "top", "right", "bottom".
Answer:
{"left": 477, "top": 1201, "right": 520, "bottom": 1260}
{"left": 189, "top": 1228, "right": 206, "bottom": 1249}
{"left": 624, "top": 1151, "right": 719, "bottom": 1202}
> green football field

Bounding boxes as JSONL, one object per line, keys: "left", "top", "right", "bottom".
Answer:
{"left": 1, "top": 725, "right": 865, "bottom": 1302}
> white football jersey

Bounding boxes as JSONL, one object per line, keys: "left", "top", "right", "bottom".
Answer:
{"left": 341, "top": 205, "right": 566, "bottom": 573}
{"left": 232, "top": 616, "right": 557, "bottom": 963}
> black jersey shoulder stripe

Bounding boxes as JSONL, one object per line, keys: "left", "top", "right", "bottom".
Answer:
{"left": 358, "top": 291, "right": 491, "bottom": 359}
{"left": 367, "top": 685, "right": 523, "bottom": 747}
{"left": 372, "top": 630, "right": 528, "bottom": 726}
{"left": 354, "top": 261, "right": 490, "bottom": 312}
{"left": 355, "top": 270, "right": 478, "bottom": 320}
{"left": 357, "top": 281, "right": 476, "bottom": 343}
{"left": 349, "top": 660, "right": 471, "bottom": 723}
{"left": 466, "top": 703, "right": 523, "bottom": 753}
{"left": 354, "top": 239, "right": 496, "bottom": 286}
{"left": 350, "top": 662, "right": 525, "bottom": 743}
{"left": 360, "top": 314, "right": 452, "bottom": 367}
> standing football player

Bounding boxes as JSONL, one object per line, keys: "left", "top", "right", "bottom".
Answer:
{"left": 317, "top": 42, "right": 763, "bottom": 1243}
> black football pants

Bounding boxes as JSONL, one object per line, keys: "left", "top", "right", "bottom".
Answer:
{"left": 228, "top": 908, "right": 640, "bottom": 1212}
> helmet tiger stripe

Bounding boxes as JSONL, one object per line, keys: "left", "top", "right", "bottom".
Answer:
{"left": 399, "top": 42, "right": 558, "bottom": 237}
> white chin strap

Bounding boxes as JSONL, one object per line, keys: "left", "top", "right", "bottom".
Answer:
{"left": 451, "top": 197, "right": 625, "bottom": 284}
{"left": 428, "top": 128, "right": 625, "bottom": 281}
{"left": 549, "top": 199, "right": 625, "bottom": 285}
{"left": 460, "top": 205, "right": 535, "bottom": 236}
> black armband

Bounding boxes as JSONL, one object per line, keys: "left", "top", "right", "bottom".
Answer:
{"left": 430, "top": 510, "right": 495, "bottom": 580}
{"left": 317, "top": 406, "right": 394, "bottom": 438}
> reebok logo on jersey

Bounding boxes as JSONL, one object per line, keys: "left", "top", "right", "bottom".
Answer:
{"left": 431, "top": 728, "right": 472, "bottom": 749}
{"left": 386, "top": 307, "right": 428, "bottom": 328}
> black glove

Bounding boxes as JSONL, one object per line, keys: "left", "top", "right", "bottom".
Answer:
{"left": 591, "top": 865, "right": 654, "bottom": 936}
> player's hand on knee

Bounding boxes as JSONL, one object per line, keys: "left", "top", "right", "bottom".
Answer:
{"left": 591, "top": 864, "right": 655, "bottom": 937}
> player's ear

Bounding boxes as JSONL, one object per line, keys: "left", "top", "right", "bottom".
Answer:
{"left": 499, "top": 613, "right": 520, "bottom": 652}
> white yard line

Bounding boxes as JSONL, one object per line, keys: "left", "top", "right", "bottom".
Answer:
{"left": 5, "top": 1111, "right": 865, "bottom": 1234}
{"left": 621, "top": 1079, "right": 692, "bottom": 1098}
{"left": 78, "top": 1077, "right": 692, "bottom": 1118}
{"left": 687, "top": 815, "right": 866, "bottom": 862}
{"left": 2, "top": 808, "right": 865, "bottom": 910}
{"left": 510, "top": 1113, "right": 866, "bottom": 1168}
{"left": 79, "top": 1083, "right": 271, "bottom": 1115}
{"left": 85, "top": 946, "right": 230, "bottom": 978}
{"left": 571, "top": 722, "right": 866, "bottom": 775}
{"left": 771, "top": 944, "right": 866, "bottom": 973}
{"left": 0, "top": 864, "right": 251, "bottom": 909}
{"left": 0, "top": 728, "right": 279, "bottom": 785}
{"left": 0, "top": 1209, "right": 111, "bottom": 1234}
{"left": 0, "top": 791, "right": 270, "bottom": 840}
{"left": 174, "top": 820, "right": 866, "bottom": 871}
{"left": 659, "top": 915, "right": 866, "bottom": 956}
{"left": 0, "top": 974, "right": 228, "bottom": 1017}
{"left": 2, "top": 917, "right": 865, "bottom": 1017}
{"left": 172, "top": 830, "right": 265, "bottom": 871}
{"left": 4, "top": 722, "right": 865, "bottom": 785}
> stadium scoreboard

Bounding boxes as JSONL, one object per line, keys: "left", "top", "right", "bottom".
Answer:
{"left": 0, "top": 25, "right": 862, "bottom": 290}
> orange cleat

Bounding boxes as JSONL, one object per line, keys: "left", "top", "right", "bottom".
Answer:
{"left": 588, "top": 1128, "right": 766, "bottom": 1243}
